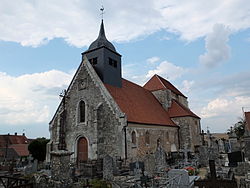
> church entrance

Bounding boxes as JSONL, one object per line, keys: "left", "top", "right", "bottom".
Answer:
{"left": 77, "top": 137, "right": 88, "bottom": 165}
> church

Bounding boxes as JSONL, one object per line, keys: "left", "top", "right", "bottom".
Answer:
{"left": 46, "top": 20, "right": 201, "bottom": 164}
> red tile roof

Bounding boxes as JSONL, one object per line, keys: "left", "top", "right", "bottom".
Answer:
{"left": 245, "top": 112, "right": 250, "bottom": 131}
{"left": 143, "top": 74, "right": 187, "bottom": 98}
{"left": 168, "top": 100, "right": 200, "bottom": 119}
{"left": 105, "top": 79, "right": 176, "bottom": 127}
{"left": 0, "top": 135, "right": 29, "bottom": 147}
{"left": 9, "top": 144, "right": 29, "bottom": 157}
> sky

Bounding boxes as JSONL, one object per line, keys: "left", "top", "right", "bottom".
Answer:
{"left": 0, "top": 0, "right": 250, "bottom": 138}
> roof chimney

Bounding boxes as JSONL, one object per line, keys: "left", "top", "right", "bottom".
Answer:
{"left": 22, "top": 133, "right": 25, "bottom": 136}
{"left": 15, "top": 132, "right": 17, "bottom": 136}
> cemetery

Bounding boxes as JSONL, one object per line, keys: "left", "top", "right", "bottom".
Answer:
{"left": 1, "top": 128, "right": 250, "bottom": 188}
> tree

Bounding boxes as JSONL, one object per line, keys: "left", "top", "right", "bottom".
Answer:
{"left": 28, "top": 137, "right": 49, "bottom": 161}
{"left": 228, "top": 117, "right": 246, "bottom": 139}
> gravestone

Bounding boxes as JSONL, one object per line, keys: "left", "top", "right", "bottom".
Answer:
{"left": 229, "top": 131, "right": 240, "bottom": 152}
{"left": 218, "top": 139, "right": 225, "bottom": 153}
{"left": 180, "top": 148, "right": 192, "bottom": 166}
{"left": 129, "top": 161, "right": 144, "bottom": 178}
{"left": 198, "top": 146, "right": 209, "bottom": 166}
{"left": 32, "top": 159, "right": 38, "bottom": 172}
{"left": 168, "top": 169, "right": 190, "bottom": 188}
{"left": 155, "top": 146, "right": 167, "bottom": 173}
{"left": 143, "top": 154, "right": 155, "bottom": 176}
{"left": 103, "top": 154, "right": 114, "bottom": 180}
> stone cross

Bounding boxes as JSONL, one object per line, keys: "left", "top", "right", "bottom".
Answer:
{"left": 180, "top": 147, "right": 191, "bottom": 165}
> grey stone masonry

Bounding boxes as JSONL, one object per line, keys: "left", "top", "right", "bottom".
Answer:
{"left": 50, "top": 150, "right": 73, "bottom": 181}
{"left": 172, "top": 116, "right": 201, "bottom": 152}
{"left": 103, "top": 154, "right": 114, "bottom": 180}
{"left": 47, "top": 56, "right": 126, "bottom": 163}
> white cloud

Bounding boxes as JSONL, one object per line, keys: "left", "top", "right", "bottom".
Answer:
{"left": 199, "top": 24, "right": 231, "bottom": 67}
{"left": 200, "top": 96, "right": 250, "bottom": 131}
{"left": 1, "top": 1, "right": 250, "bottom": 46}
{"left": 181, "top": 80, "right": 194, "bottom": 93}
{"left": 146, "top": 61, "right": 186, "bottom": 80}
{"left": 146, "top": 56, "right": 160, "bottom": 64}
{"left": 0, "top": 70, "right": 73, "bottom": 125}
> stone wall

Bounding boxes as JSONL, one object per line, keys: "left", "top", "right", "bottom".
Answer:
{"left": 47, "top": 58, "right": 126, "bottom": 163}
{"left": 151, "top": 90, "right": 188, "bottom": 110}
{"left": 151, "top": 90, "right": 172, "bottom": 110}
{"left": 171, "top": 116, "right": 201, "bottom": 151}
{"left": 126, "top": 123, "right": 179, "bottom": 160}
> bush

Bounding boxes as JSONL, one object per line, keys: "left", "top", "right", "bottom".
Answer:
{"left": 28, "top": 137, "right": 49, "bottom": 161}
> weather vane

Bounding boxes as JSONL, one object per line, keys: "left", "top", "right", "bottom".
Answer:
{"left": 100, "top": 5, "right": 105, "bottom": 19}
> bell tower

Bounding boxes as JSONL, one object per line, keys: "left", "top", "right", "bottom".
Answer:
{"left": 82, "top": 19, "right": 122, "bottom": 87}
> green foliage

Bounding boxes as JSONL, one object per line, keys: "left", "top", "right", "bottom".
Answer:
{"left": 28, "top": 137, "right": 49, "bottom": 161}
{"left": 90, "top": 179, "right": 112, "bottom": 188}
{"left": 228, "top": 117, "right": 246, "bottom": 139}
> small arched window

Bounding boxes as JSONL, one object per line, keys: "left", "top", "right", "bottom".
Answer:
{"left": 132, "top": 131, "right": 136, "bottom": 144}
{"left": 157, "top": 138, "right": 161, "bottom": 147}
{"left": 79, "top": 101, "right": 85, "bottom": 122}
{"left": 166, "top": 132, "right": 169, "bottom": 141}
{"left": 145, "top": 131, "right": 150, "bottom": 145}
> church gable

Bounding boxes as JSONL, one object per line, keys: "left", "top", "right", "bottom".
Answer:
{"left": 49, "top": 56, "right": 126, "bottom": 160}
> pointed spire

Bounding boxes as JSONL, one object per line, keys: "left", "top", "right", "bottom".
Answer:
{"left": 98, "top": 19, "right": 106, "bottom": 39}
{"left": 87, "top": 19, "right": 116, "bottom": 52}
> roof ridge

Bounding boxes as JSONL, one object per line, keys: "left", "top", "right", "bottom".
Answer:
{"left": 158, "top": 75, "right": 187, "bottom": 98}
{"left": 170, "top": 99, "right": 200, "bottom": 119}
{"left": 155, "top": 74, "right": 167, "bottom": 89}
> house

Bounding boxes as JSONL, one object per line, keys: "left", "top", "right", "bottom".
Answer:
{"left": 46, "top": 20, "right": 201, "bottom": 164}
{"left": 0, "top": 133, "right": 30, "bottom": 161}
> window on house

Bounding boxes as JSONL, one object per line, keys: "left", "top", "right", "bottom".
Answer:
{"left": 145, "top": 131, "right": 150, "bottom": 145}
{"left": 108, "top": 58, "right": 117, "bottom": 68}
{"left": 89, "top": 57, "right": 97, "bottom": 65}
{"left": 132, "top": 131, "right": 136, "bottom": 144}
{"left": 79, "top": 101, "right": 85, "bottom": 122}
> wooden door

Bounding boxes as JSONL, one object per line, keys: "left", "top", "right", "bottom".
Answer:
{"left": 77, "top": 137, "right": 88, "bottom": 164}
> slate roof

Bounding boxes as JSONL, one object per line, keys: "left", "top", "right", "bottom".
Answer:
{"left": 169, "top": 100, "right": 200, "bottom": 119}
{"left": 105, "top": 79, "right": 176, "bottom": 127}
{"left": 143, "top": 74, "right": 187, "bottom": 98}
{"left": 87, "top": 19, "right": 116, "bottom": 52}
{"left": 245, "top": 112, "right": 250, "bottom": 131}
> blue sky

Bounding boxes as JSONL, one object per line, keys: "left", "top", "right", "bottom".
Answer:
{"left": 0, "top": 0, "right": 250, "bottom": 138}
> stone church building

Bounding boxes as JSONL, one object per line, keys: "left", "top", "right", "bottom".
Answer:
{"left": 46, "top": 20, "right": 201, "bottom": 164}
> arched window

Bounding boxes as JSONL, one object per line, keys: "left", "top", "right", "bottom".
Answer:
{"left": 132, "top": 131, "right": 136, "bottom": 144}
{"left": 145, "top": 131, "right": 150, "bottom": 145}
{"left": 157, "top": 138, "right": 161, "bottom": 147}
{"left": 79, "top": 101, "right": 85, "bottom": 122}
{"left": 166, "top": 132, "right": 169, "bottom": 141}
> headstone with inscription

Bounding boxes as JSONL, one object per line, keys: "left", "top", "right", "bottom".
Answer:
{"left": 144, "top": 154, "right": 155, "bottom": 176}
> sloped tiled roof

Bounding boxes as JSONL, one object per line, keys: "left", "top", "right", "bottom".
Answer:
{"left": 105, "top": 79, "right": 176, "bottom": 127}
{"left": 168, "top": 100, "right": 200, "bottom": 119}
{"left": 245, "top": 112, "right": 250, "bottom": 131}
{"left": 9, "top": 144, "right": 29, "bottom": 157}
{"left": 0, "top": 135, "right": 29, "bottom": 147}
{"left": 143, "top": 74, "right": 187, "bottom": 98}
